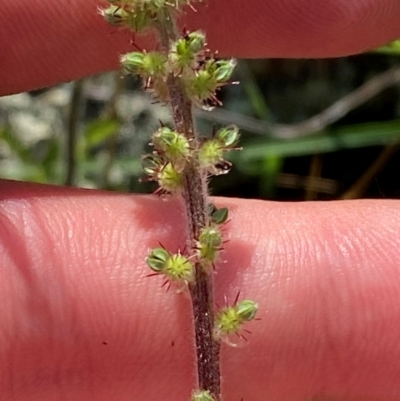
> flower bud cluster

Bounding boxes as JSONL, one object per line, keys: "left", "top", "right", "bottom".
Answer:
{"left": 214, "top": 299, "right": 259, "bottom": 343}
{"left": 101, "top": 0, "right": 202, "bottom": 32}
{"left": 152, "top": 126, "right": 191, "bottom": 166}
{"left": 102, "top": 1, "right": 236, "bottom": 109}
{"left": 199, "top": 125, "right": 240, "bottom": 175}
{"left": 192, "top": 389, "right": 215, "bottom": 401}
{"left": 146, "top": 246, "right": 194, "bottom": 286}
{"left": 194, "top": 203, "right": 228, "bottom": 269}
{"left": 141, "top": 125, "right": 191, "bottom": 196}
{"left": 143, "top": 157, "right": 183, "bottom": 196}
{"left": 142, "top": 126, "right": 236, "bottom": 291}
{"left": 142, "top": 123, "right": 240, "bottom": 194}
{"left": 184, "top": 58, "right": 237, "bottom": 109}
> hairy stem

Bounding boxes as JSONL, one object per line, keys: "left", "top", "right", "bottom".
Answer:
{"left": 156, "top": 9, "right": 221, "bottom": 400}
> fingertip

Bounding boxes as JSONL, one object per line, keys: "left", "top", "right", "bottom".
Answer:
{"left": 3, "top": 0, "right": 400, "bottom": 94}
{"left": 221, "top": 199, "right": 400, "bottom": 400}
{"left": 0, "top": 180, "right": 195, "bottom": 400}
{"left": 2, "top": 181, "right": 400, "bottom": 400}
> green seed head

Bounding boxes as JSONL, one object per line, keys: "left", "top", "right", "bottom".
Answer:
{"left": 152, "top": 127, "right": 190, "bottom": 165}
{"left": 192, "top": 389, "right": 215, "bottom": 401}
{"left": 185, "top": 31, "right": 206, "bottom": 53}
{"left": 198, "top": 127, "right": 241, "bottom": 174}
{"left": 215, "top": 305, "right": 241, "bottom": 336}
{"left": 164, "top": 253, "right": 194, "bottom": 282}
{"left": 236, "top": 300, "right": 258, "bottom": 321}
{"left": 142, "top": 52, "right": 167, "bottom": 76}
{"left": 186, "top": 69, "right": 218, "bottom": 102}
{"left": 213, "top": 58, "right": 237, "bottom": 83}
{"left": 199, "top": 226, "right": 222, "bottom": 248}
{"left": 217, "top": 125, "right": 240, "bottom": 148}
{"left": 214, "top": 298, "right": 258, "bottom": 340}
{"left": 198, "top": 139, "right": 223, "bottom": 170}
{"left": 143, "top": 157, "right": 183, "bottom": 195}
{"left": 101, "top": 5, "right": 130, "bottom": 26}
{"left": 169, "top": 30, "right": 206, "bottom": 72}
{"left": 146, "top": 247, "right": 170, "bottom": 272}
{"left": 183, "top": 58, "right": 236, "bottom": 104}
{"left": 101, "top": 4, "right": 152, "bottom": 31}
{"left": 147, "top": 247, "right": 194, "bottom": 285}
{"left": 157, "top": 162, "right": 183, "bottom": 194}
{"left": 122, "top": 51, "right": 167, "bottom": 77}
{"left": 197, "top": 226, "right": 222, "bottom": 264}
{"left": 121, "top": 51, "right": 145, "bottom": 73}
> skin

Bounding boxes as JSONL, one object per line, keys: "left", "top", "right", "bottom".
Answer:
{"left": 1, "top": 0, "right": 400, "bottom": 400}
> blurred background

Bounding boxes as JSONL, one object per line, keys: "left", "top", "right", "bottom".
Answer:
{"left": 1, "top": 42, "right": 400, "bottom": 201}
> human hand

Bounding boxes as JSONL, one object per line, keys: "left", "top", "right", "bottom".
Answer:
{"left": 1, "top": 1, "right": 400, "bottom": 400}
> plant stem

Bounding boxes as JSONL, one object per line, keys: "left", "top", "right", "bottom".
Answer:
{"left": 65, "top": 79, "right": 85, "bottom": 186}
{"left": 156, "top": 9, "right": 221, "bottom": 400}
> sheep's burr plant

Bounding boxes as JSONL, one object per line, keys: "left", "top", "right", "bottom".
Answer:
{"left": 101, "top": 1, "right": 258, "bottom": 399}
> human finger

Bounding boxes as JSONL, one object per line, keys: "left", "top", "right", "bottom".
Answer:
{"left": 2, "top": 0, "right": 400, "bottom": 94}
{"left": 1, "top": 180, "right": 400, "bottom": 400}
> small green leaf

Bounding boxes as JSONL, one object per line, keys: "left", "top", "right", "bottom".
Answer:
{"left": 210, "top": 207, "right": 228, "bottom": 225}
{"left": 146, "top": 247, "right": 170, "bottom": 272}
{"left": 152, "top": 127, "right": 190, "bottom": 166}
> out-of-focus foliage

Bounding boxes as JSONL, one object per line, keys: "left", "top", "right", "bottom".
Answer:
{"left": 1, "top": 50, "right": 400, "bottom": 200}
{"left": 375, "top": 39, "right": 400, "bottom": 56}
